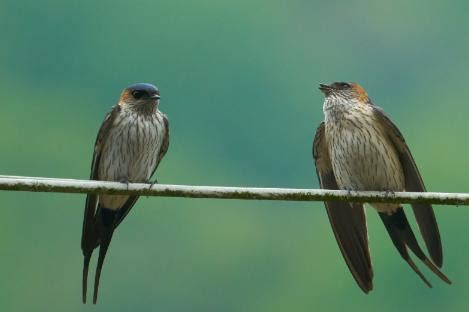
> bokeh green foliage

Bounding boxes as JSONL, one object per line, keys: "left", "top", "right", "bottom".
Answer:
{"left": 0, "top": 0, "right": 468, "bottom": 311}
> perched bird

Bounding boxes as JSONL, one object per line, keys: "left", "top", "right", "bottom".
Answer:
{"left": 81, "top": 83, "right": 169, "bottom": 304}
{"left": 313, "top": 82, "right": 450, "bottom": 292}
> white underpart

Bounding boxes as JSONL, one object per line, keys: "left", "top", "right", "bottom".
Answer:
{"left": 97, "top": 107, "right": 166, "bottom": 210}
{"left": 324, "top": 96, "right": 405, "bottom": 213}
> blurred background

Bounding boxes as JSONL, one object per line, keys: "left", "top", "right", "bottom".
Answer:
{"left": 0, "top": 0, "right": 468, "bottom": 311}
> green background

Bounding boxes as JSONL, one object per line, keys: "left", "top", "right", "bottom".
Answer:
{"left": 0, "top": 0, "right": 467, "bottom": 311}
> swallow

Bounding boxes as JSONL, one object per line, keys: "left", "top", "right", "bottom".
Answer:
{"left": 81, "top": 83, "right": 169, "bottom": 303}
{"left": 313, "top": 82, "right": 450, "bottom": 292}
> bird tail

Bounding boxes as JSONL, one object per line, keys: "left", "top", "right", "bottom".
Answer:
{"left": 92, "top": 208, "right": 116, "bottom": 304}
{"left": 379, "top": 207, "right": 451, "bottom": 286}
{"left": 82, "top": 226, "right": 99, "bottom": 304}
{"left": 82, "top": 251, "right": 92, "bottom": 303}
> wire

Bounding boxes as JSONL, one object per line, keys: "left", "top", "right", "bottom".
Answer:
{"left": 0, "top": 175, "right": 467, "bottom": 205}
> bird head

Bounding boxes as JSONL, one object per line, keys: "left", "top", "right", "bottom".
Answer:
{"left": 119, "top": 83, "right": 160, "bottom": 111}
{"left": 319, "top": 82, "right": 369, "bottom": 104}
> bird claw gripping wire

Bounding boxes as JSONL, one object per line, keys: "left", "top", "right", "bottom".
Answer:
{"left": 120, "top": 179, "right": 130, "bottom": 190}
{"left": 148, "top": 178, "right": 159, "bottom": 191}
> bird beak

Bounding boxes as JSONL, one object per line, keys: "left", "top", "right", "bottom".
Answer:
{"left": 319, "top": 83, "right": 333, "bottom": 94}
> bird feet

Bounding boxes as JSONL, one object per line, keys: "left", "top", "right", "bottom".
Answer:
{"left": 148, "top": 178, "right": 159, "bottom": 190}
{"left": 120, "top": 179, "right": 130, "bottom": 190}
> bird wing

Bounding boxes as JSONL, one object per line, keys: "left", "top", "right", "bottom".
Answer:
{"left": 313, "top": 122, "right": 373, "bottom": 293}
{"left": 81, "top": 105, "right": 122, "bottom": 253}
{"left": 151, "top": 113, "right": 170, "bottom": 178}
{"left": 372, "top": 106, "right": 443, "bottom": 267}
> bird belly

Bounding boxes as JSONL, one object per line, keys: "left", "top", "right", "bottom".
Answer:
{"left": 97, "top": 112, "right": 165, "bottom": 209}
{"left": 327, "top": 119, "right": 405, "bottom": 213}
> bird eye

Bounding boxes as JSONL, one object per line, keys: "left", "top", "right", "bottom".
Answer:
{"left": 132, "top": 90, "right": 145, "bottom": 99}
{"left": 339, "top": 82, "right": 350, "bottom": 88}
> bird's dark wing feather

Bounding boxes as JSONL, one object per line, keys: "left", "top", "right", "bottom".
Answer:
{"left": 372, "top": 106, "right": 443, "bottom": 267}
{"left": 313, "top": 122, "right": 373, "bottom": 293}
{"left": 82, "top": 105, "right": 122, "bottom": 253}
{"left": 151, "top": 113, "right": 170, "bottom": 178}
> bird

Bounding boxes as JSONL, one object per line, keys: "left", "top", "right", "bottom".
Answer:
{"left": 312, "top": 82, "right": 450, "bottom": 293}
{"left": 81, "top": 83, "right": 170, "bottom": 304}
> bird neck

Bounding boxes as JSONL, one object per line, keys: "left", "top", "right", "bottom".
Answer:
{"left": 121, "top": 102, "right": 158, "bottom": 116}
{"left": 323, "top": 98, "right": 363, "bottom": 124}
